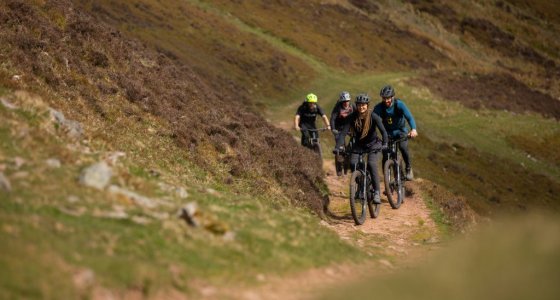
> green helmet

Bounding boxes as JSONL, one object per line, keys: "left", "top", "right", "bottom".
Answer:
{"left": 305, "top": 93, "right": 318, "bottom": 103}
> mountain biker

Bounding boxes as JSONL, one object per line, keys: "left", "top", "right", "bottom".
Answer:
{"left": 330, "top": 91, "right": 356, "bottom": 176}
{"left": 294, "top": 93, "right": 331, "bottom": 148}
{"left": 373, "top": 85, "right": 418, "bottom": 181}
{"left": 347, "top": 93, "right": 388, "bottom": 204}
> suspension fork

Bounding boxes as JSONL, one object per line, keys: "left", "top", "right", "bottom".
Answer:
{"left": 393, "top": 141, "right": 401, "bottom": 186}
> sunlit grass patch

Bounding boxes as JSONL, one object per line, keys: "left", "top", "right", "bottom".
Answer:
{"left": 321, "top": 213, "right": 560, "bottom": 300}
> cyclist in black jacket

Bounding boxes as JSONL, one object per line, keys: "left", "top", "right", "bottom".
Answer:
{"left": 346, "top": 93, "right": 388, "bottom": 204}
{"left": 294, "top": 93, "right": 331, "bottom": 148}
{"left": 330, "top": 92, "right": 356, "bottom": 149}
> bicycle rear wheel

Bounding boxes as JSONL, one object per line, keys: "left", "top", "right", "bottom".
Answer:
{"left": 383, "top": 159, "right": 403, "bottom": 209}
{"left": 349, "top": 170, "right": 367, "bottom": 225}
{"left": 334, "top": 153, "right": 344, "bottom": 176}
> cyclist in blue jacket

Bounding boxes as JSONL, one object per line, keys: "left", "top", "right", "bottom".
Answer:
{"left": 373, "top": 85, "right": 418, "bottom": 181}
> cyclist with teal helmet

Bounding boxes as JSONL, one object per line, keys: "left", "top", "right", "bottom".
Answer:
{"left": 294, "top": 93, "right": 331, "bottom": 148}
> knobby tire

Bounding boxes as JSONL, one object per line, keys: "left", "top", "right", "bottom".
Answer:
{"left": 350, "top": 170, "right": 367, "bottom": 225}
{"left": 384, "top": 159, "right": 403, "bottom": 209}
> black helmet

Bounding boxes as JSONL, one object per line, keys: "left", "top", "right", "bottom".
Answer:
{"left": 355, "top": 93, "right": 370, "bottom": 104}
{"left": 380, "top": 85, "right": 395, "bottom": 98}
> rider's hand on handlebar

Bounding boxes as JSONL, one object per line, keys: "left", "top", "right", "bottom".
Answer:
{"left": 331, "top": 129, "right": 339, "bottom": 135}
{"left": 295, "top": 125, "right": 301, "bottom": 131}
{"left": 382, "top": 144, "right": 388, "bottom": 151}
{"left": 408, "top": 129, "right": 418, "bottom": 138}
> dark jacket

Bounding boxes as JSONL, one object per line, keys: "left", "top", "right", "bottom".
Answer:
{"left": 296, "top": 102, "right": 326, "bottom": 129}
{"left": 330, "top": 101, "right": 356, "bottom": 129}
{"left": 348, "top": 109, "right": 388, "bottom": 152}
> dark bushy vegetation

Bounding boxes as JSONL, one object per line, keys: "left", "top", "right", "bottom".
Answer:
{"left": 1, "top": 0, "right": 327, "bottom": 214}
{"left": 412, "top": 72, "right": 560, "bottom": 119}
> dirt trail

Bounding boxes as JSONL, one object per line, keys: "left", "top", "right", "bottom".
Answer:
{"left": 322, "top": 159, "right": 440, "bottom": 263}
{"left": 209, "top": 158, "right": 441, "bottom": 300}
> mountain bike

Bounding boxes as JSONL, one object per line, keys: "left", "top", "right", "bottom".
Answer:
{"left": 302, "top": 128, "right": 328, "bottom": 159}
{"left": 383, "top": 134, "right": 408, "bottom": 209}
{"left": 349, "top": 149, "right": 380, "bottom": 225}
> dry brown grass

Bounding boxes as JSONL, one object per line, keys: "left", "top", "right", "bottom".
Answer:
{"left": 1, "top": 0, "right": 327, "bottom": 215}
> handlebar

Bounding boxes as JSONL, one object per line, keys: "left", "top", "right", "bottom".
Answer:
{"left": 301, "top": 128, "right": 329, "bottom": 132}
{"left": 389, "top": 135, "right": 408, "bottom": 144}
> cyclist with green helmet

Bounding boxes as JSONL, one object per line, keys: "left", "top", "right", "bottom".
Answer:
{"left": 294, "top": 93, "right": 331, "bottom": 148}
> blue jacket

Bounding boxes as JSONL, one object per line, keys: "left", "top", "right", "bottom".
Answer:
{"left": 373, "top": 99, "right": 416, "bottom": 138}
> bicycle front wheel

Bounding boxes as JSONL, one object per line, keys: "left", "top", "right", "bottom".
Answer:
{"left": 313, "top": 143, "right": 323, "bottom": 160}
{"left": 384, "top": 159, "right": 403, "bottom": 209}
{"left": 368, "top": 194, "right": 381, "bottom": 218}
{"left": 350, "top": 170, "right": 367, "bottom": 225}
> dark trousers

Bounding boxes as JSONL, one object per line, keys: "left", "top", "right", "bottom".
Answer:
{"left": 382, "top": 139, "right": 411, "bottom": 169}
{"left": 350, "top": 150, "right": 381, "bottom": 192}
{"left": 333, "top": 123, "right": 351, "bottom": 151}
{"left": 300, "top": 124, "right": 316, "bottom": 148}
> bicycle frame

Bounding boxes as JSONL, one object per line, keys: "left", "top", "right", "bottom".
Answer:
{"left": 302, "top": 128, "right": 327, "bottom": 149}
{"left": 352, "top": 150, "right": 371, "bottom": 203}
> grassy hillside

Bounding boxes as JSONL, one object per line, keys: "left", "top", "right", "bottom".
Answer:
{"left": 1, "top": 0, "right": 560, "bottom": 298}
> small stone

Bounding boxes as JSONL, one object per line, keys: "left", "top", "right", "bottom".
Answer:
{"left": 205, "top": 188, "right": 217, "bottom": 195}
{"left": 379, "top": 259, "right": 393, "bottom": 268}
{"left": 45, "top": 158, "right": 61, "bottom": 168}
{"left": 175, "top": 187, "right": 189, "bottom": 199}
{"left": 108, "top": 185, "right": 158, "bottom": 208}
{"left": 11, "top": 171, "right": 28, "bottom": 179}
{"left": 11, "top": 75, "right": 21, "bottom": 81}
{"left": 148, "top": 211, "right": 170, "bottom": 220}
{"left": 179, "top": 202, "right": 199, "bottom": 227}
{"left": 324, "top": 268, "right": 336, "bottom": 276}
{"left": 49, "top": 108, "right": 84, "bottom": 139}
{"left": 223, "top": 231, "right": 236, "bottom": 242}
{"left": 79, "top": 162, "right": 112, "bottom": 190}
{"left": 0, "top": 98, "right": 18, "bottom": 109}
{"left": 13, "top": 157, "right": 26, "bottom": 169}
{"left": 67, "top": 195, "right": 80, "bottom": 203}
{"left": 64, "top": 119, "right": 84, "bottom": 140}
{"left": 0, "top": 172, "right": 12, "bottom": 192}
{"left": 131, "top": 216, "right": 152, "bottom": 225}
{"left": 58, "top": 206, "right": 86, "bottom": 217}
{"left": 73, "top": 268, "right": 95, "bottom": 289}
{"left": 256, "top": 273, "right": 266, "bottom": 282}
{"left": 105, "top": 151, "right": 126, "bottom": 166}
{"left": 93, "top": 209, "right": 128, "bottom": 219}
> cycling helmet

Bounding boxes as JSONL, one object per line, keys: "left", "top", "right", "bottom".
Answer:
{"left": 355, "top": 93, "right": 370, "bottom": 104}
{"left": 380, "top": 85, "right": 395, "bottom": 98}
{"left": 305, "top": 93, "right": 318, "bottom": 103}
{"left": 339, "top": 91, "right": 351, "bottom": 102}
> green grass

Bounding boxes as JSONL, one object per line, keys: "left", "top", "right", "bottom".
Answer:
{"left": 262, "top": 67, "right": 560, "bottom": 216}
{"left": 0, "top": 89, "right": 364, "bottom": 298}
{"left": 320, "top": 213, "right": 560, "bottom": 300}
